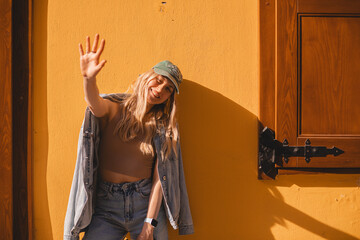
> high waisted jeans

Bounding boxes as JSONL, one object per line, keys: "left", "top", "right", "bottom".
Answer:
{"left": 83, "top": 178, "right": 168, "bottom": 240}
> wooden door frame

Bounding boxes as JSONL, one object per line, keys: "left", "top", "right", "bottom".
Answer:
{"left": 0, "top": 0, "right": 14, "bottom": 237}
{"left": 259, "top": 0, "right": 276, "bottom": 131}
{"left": 0, "top": 0, "right": 32, "bottom": 238}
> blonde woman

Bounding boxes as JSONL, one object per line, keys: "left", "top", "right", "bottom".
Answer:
{"left": 64, "top": 34, "right": 194, "bottom": 240}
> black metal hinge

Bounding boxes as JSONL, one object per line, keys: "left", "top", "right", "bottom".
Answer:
{"left": 258, "top": 127, "right": 344, "bottom": 179}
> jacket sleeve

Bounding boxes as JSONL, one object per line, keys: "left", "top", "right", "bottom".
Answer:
{"left": 64, "top": 123, "right": 84, "bottom": 240}
{"left": 176, "top": 135, "right": 195, "bottom": 235}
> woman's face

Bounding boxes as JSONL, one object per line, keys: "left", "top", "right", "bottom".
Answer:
{"left": 146, "top": 74, "right": 175, "bottom": 107}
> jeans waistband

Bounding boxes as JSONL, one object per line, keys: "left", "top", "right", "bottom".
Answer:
{"left": 99, "top": 178, "right": 152, "bottom": 193}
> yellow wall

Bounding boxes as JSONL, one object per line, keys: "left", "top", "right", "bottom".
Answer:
{"left": 32, "top": 0, "right": 360, "bottom": 239}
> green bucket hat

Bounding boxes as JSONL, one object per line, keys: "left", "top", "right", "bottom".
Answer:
{"left": 153, "top": 60, "right": 182, "bottom": 94}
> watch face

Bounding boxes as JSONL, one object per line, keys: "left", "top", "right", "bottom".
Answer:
{"left": 151, "top": 219, "right": 158, "bottom": 227}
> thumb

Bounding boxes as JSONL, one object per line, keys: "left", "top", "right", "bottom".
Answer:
{"left": 95, "top": 59, "right": 107, "bottom": 72}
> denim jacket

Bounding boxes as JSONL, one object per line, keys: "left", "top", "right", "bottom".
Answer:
{"left": 64, "top": 93, "right": 194, "bottom": 240}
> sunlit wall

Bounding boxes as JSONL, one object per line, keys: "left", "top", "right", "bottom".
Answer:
{"left": 32, "top": 0, "right": 360, "bottom": 239}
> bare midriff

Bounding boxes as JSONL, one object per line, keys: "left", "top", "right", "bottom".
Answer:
{"left": 100, "top": 169, "right": 146, "bottom": 183}
{"left": 97, "top": 103, "right": 155, "bottom": 184}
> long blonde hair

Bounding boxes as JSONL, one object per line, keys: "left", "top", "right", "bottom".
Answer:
{"left": 113, "top": 69, "right": 179, "bottom": 160}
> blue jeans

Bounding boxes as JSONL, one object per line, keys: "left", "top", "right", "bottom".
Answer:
{"left": 83, "top": 178, "right": 168, "bottom": 240}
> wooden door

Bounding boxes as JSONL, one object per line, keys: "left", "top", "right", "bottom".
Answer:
{"left": 0, "top": 0, "right": 32, "bottom": 238}
{"left": 260, "top": 0, "right": 360, "bottom": 170}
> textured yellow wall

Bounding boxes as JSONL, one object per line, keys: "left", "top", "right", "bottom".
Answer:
{"left": 32, "top": 0, "right": 360, "bottom": 239}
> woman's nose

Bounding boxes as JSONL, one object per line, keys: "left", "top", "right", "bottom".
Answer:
{"left": 157, "top": 84, "right": 165, "bottom": 93}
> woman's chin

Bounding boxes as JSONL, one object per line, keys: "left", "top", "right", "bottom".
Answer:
{"left": 147, "top": 95, "right": 162, "bottom": 106}
{"left": 146, "top": 96, "right": 156, "bottom": 106}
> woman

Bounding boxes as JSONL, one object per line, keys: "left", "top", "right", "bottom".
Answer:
{"left": 64, "top": 34, "right": 194, "bottom": 240}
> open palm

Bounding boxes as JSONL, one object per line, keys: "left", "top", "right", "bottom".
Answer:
{"left": 79, "top": 34, "right": 106, "bottom": 79}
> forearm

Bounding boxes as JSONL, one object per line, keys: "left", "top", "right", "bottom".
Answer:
{"left": 83, "top": 77, "right": 108, "bottom": 117}
{"left": 138, "top": 160, "right": 163, "bottom": 238}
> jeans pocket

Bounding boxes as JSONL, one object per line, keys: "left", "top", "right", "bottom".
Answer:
{"left": 139, "top": 187, "right": 151, "bottom": 198}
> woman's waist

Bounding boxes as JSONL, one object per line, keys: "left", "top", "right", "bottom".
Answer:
{"left": 99, "top": 167, "right": 152, "bottom": 184}
{"left": 97, "top": 172, "right": 152, "bottom": 195}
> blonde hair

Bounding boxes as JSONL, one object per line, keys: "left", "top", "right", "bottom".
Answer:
{"left": 113, "top": 69, "right": 179, "bottom": 160}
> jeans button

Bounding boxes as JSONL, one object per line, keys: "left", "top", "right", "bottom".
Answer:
{"left": 162, "top": 176, "right": 166, "bottom": 181}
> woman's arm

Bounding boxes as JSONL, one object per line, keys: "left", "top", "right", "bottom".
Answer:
{"left": 83, "top": 77, "right": 113, "bottom": 117}
{"left": 137, "top": 158, "right": 163, "bottom": 240}
{"left": 79, "top": 34, "right": 111, "bottom": 117}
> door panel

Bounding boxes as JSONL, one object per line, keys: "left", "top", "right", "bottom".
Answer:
{"left": 301, "top": 16, "right": 360, "bottom": 135}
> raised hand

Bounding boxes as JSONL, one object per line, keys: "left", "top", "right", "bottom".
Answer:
{"left": 79, "top": 34, "right": 106, "bottom": 79}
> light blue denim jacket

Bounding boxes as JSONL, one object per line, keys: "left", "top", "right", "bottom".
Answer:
{"left": 64, "top": 93, "right": 194, "bottom": 240}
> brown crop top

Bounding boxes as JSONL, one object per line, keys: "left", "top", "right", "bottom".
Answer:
{"left": 97, "top": 103, "right": 155, "bottom": 180}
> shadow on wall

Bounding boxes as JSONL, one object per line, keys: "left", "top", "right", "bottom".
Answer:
{"left": 167, "top": 80, "right": 359, "bottom": 240}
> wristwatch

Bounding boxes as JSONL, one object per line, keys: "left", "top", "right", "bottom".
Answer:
{"left": 144, "top": 218, "right": 158, "bottom": 228}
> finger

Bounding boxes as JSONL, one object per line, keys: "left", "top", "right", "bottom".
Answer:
{"left": 86, "top": 36, "right": 90, "bottom": 53}
{"left": 92, "top": 33, "right": 99, "bottom": 53}
{"left": 95, "top": 59, "right": 107, "bottom": 72}
{"left": 96, "top": 39, "right": 105, "bottom": 57}
{"left": 79, "top": 43, "right": 84, "bottom": 56}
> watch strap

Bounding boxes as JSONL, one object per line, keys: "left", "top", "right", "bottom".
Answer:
{"left": 144, "top": 218, "right": 158, "bottom": 227}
